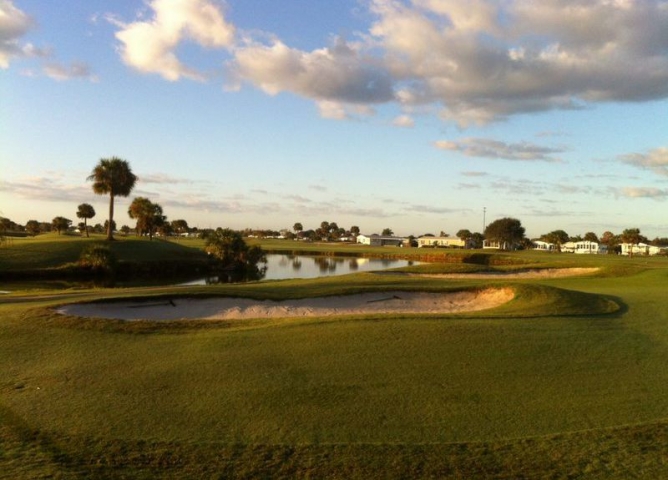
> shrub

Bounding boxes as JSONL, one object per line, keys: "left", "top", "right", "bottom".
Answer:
{"left": 205, "top": 229, "right": 267, "bottom": 281}
{"left": 78, "top": 244, "right": 118, "bottom": 274}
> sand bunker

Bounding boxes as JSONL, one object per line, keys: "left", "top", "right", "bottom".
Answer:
{"left": 57, "top": 289, "right": 514, "bottom": 321}
{"left": 408, "top": 267, "right": 599, "bottom": 280}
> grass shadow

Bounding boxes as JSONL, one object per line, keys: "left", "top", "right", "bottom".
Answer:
{"left": 602, "top": 294, "right": 630, "bottom": 318}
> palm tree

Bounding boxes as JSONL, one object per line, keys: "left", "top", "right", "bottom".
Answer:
{"left": 76, "top": 203, "right": 96, "bottom": 238}
{"left": 87, "top": 157, "right": 137, "bottom": 241}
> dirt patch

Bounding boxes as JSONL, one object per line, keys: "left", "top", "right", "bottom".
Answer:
{"left": 56, "top": 289, "right": 515, "bottom": 321}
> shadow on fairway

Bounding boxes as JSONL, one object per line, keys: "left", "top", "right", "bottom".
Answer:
{"left": 604, "top": 294, "right": 630, "bottom": 318}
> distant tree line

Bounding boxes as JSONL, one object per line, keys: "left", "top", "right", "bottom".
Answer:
{"left": 5, "top": 208, "right": 668, "bottom": 253}
{"left": 3, "top": 158, "right": 667, "bottom": 252}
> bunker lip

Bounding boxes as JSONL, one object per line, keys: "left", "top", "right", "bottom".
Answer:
{"left": 56, "top": 288, "right": 515, "bottom": 321}
{"left": 404, "top": 267, "right": 600, "bottom": 279}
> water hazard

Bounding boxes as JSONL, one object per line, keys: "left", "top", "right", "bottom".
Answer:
{"left": 181, "top": 254, "right": 419, "bottom": 285}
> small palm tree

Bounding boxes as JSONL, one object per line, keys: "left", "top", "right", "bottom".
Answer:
{"left": 87, "top": 157, "right": 137, "bottom": 241}
{"left": 76, "top": 203, "right": 96, "bottom": 238}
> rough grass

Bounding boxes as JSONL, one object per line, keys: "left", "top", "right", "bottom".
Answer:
{"left": 2, "top": 243, "right": 668, "bottom": 478}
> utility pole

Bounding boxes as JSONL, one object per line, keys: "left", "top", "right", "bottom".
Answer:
{"left": 483, "top": 206, "right": 486, "bottom": 233}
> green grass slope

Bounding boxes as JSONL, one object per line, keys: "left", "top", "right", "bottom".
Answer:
{"left": 1, "top": 251, "right": 668, "bottom": 477}
{"left": 0, "top": 233, "right": 208, "bottom": 276}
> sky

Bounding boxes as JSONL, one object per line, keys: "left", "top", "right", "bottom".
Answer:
{"left": 1, "top": 0, "right": 667, "bottom": 239}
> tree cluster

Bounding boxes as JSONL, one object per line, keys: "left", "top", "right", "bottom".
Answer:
{"left": 205, "top": 228, "right": 267, "bottom": 281}
{"left": 291, "top": 221, "right": 361, "bottom": 241}
{"left": 51, "top": 216, "right": 72, "bottom": 235}
{"left": 128, "top": 197, "right": 166, "bottom": 240}
{"left": 484, "top": 217, "right": 526, "bottom": 249}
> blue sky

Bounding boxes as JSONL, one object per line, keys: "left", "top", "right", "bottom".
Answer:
{"left": 2, "top": 0, "right": 667, "bottom": 238}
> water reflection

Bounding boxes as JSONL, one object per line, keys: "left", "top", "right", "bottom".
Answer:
{"left": 180, "top": 254, "right": 417, "bottom": 285}
{"left": 200, "top": 266, "right": 267, "bottom": 284}
{"left": 314, "top": 257, "right": 339, "bottom": 272}
{"left": 258, "top": 254, "right": 413, "bottom": 281}
{"left": 1, "top": 254, "right": 418, "bottom": 290}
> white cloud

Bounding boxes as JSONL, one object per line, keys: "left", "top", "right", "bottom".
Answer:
{"left": 404, "top": 204, "right": 461, "bottom": 214}
{"left": 620, "top": 147, "right": 668, "bottom": 176}
{"left": 113, "top": 0, "right": 235, "bottom": 81}
{"left": 617, "top": 186, "right": 668, "bottom": 199}
{"left": 230, "top": 37, "right": 394, "bottom": 111}
{"left": 139, "top": 173, "right": 205, "bottom": 185}
{"left": 317, "top": 100, "right": 348, "bottom": 120}
{"left": 0, "top": 0, "right": 33, "bottom": 68}
{"left": 374, "top": 0, "right": 668, "bottom": 125}
{"left": 231, "top": 0, "right": 668, "bottom": 125}
{"left": 43, "top": 61, "right": 97, "bottom": 82}
{"left": 102, "top": 0, "right": 668, "bottom": 125}
{"left": 392, "top": 114, "right": 414, "bottom": 127}
{"left": 1, "top": 1, "right": 96, "bottom": 81}
{"left": 414, "top": 0, "right": 500, "bottom": 32}
{"left": 435, "top": 137, "right": 565, "bottom": 162}
{"left": 0, "top": 175, "right": 94, "bottom": 204}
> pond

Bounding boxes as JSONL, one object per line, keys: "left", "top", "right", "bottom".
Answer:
{"left": 180, "top": 254, "right": 419, "bottom": 285}
{"left": 0, "top": 254, "right": 420, "bottom": 291}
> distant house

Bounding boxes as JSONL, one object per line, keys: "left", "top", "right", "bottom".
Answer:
{"left": 574, "top": 241, "right": 607, "bottom": 254}
{"left": 532, "top": 240, "right": 556, "bottom": 252}
{"left": 483, "top": 240, "right": 517, "bottom": 250}
{"left": 620, "top": 243, "right": 665, "bottom": 256}
{"left": 560, "top": 242, "right": 574, "bottom": 253}
{"left": 417, "top": 236, "right": 468, "bottom": 248}
{"left": 357, "top": 234, "right": 405, "bottom": 247}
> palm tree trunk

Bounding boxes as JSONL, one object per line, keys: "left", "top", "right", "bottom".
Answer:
{"left": 85, "top": 219, "right": 89, "bottom": 238}
{"left": 107, "top": 193, "right": 115, "bottom": 241}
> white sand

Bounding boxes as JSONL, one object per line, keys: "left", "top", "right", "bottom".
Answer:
{"left": 409, "top": 267, "right": 599, "bottom": 279}
{"left": 56, "top": 288, "right": 514, "bottom": 321}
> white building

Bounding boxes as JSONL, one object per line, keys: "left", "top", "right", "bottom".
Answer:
{"left": 620, "top": 243, "right": 665, "bottom": 256}
{"left": 574, "top": 241, "right": 607, "bottom": 254}
{"left": 483, "top": 240, "right": 516, "bottom": 250}
{"left": 532, "top": 240, "right": 556, "bottom": 252}
{"left": 356, "top": 234, "right": 405, "bottom": 247}
{"left": 417, "top": 236, "right": 468, "bottom": 248}
{"left": 561, "top": 241, "right": 576, "bottom": 253}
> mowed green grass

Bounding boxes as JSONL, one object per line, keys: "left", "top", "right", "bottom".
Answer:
{"left": 0, "top": 233, "right": 208, "bottom": 272}
{"left": 1, "top": 245, "right": 668, "bottom": 477}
